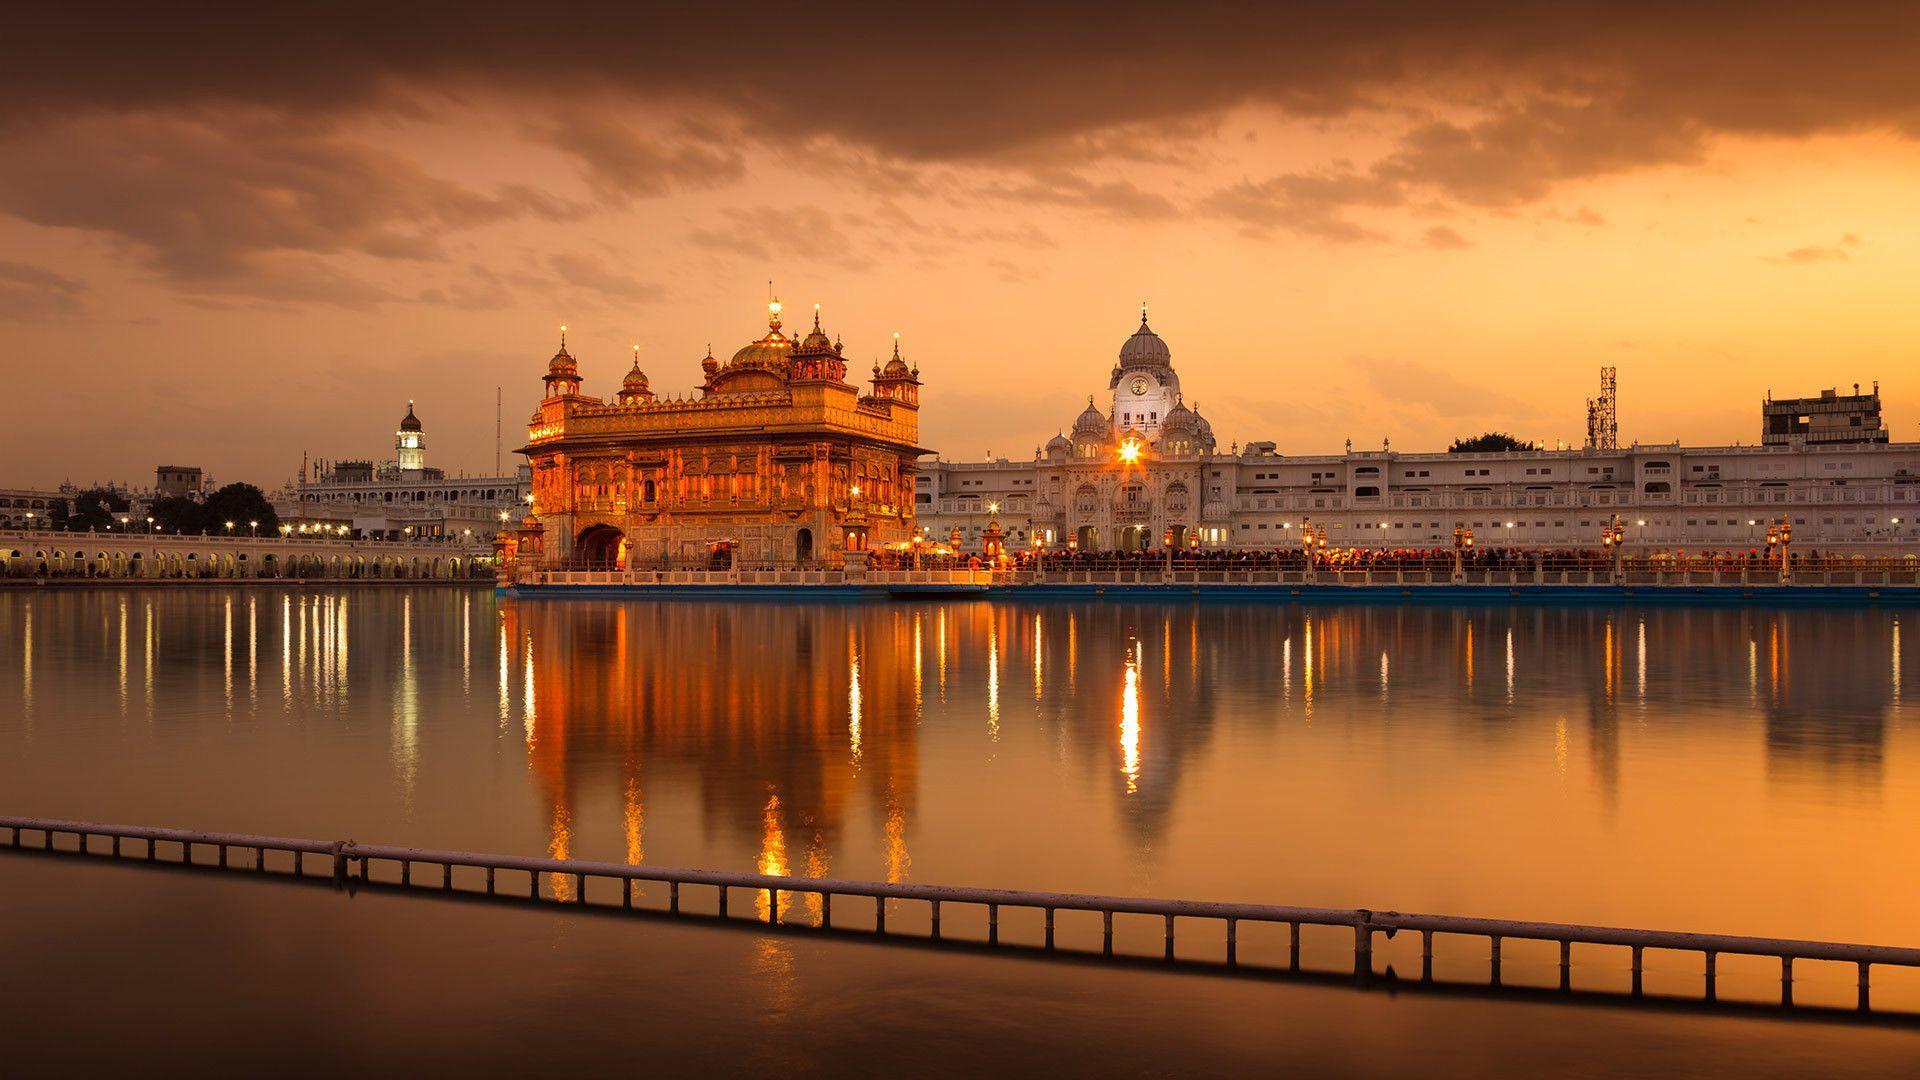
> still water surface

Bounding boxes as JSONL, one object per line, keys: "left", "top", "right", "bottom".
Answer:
{"left": 2, "top": 587, "right": 1917, "bottom": 1073}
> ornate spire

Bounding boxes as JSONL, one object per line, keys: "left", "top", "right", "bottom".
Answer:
{"left": 1140, "top": 301, "right": 1149, "bottom": 325}
{"left": 892, "top": 332, "right": 902, "bottom": 362}
{"left": 812, "top": 303, "right": 822, "bottom": 332}
{"left": 768, "top": 298, "right": 783, "bottom": 332}
{"left": 559, "top": 324, "right": 568, "bottom": 349}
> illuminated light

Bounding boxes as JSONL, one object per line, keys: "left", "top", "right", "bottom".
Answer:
{"left": 1117, "top": 439, "right": 1144, "bottom": 465}
{"left": 1120, "top": 640, "right": 1141, "bottom": 794}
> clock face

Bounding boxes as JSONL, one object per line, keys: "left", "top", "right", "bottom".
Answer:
{"left": 1129, "top": 376, "right": 1150, "bottom": 396}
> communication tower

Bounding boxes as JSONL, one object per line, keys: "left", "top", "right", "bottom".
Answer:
{"left": 1585, "top": 367, "right": 1618, "bottom": 450}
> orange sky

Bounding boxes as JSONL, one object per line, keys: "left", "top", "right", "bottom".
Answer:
{"left": 2, "top": 5, "right": 1918, "bottom": 487}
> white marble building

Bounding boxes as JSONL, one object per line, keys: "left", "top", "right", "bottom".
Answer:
{"left": 916, "top": 314, "right": 1920, "bottom": 553}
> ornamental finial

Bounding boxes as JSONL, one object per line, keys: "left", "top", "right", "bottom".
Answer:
{"left": 1140, "top": 301, "right": 1149, "bottom": 325}
{"left": 892, "top": 331, "right": 901, "bottom": 361}
{"left": 559, "top": 324, "right": 568, "bottom": 349}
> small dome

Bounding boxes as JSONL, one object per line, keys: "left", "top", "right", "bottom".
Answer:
{"left": 398, "top": 401, "right": 422, "bottom": 432}
{"left": 622, "top": 362, "right": 650, "bottom": 393}
{"left": 728, "top": 333, "right": 791, "bottom": 369}
{"left": 1072, "top": 397, "right": 1109, "bottom": 436}
{"left": 1118, "top": 310, "right": 1171, "bottom": 367}
{"left": 548, "top": 344, "right": 578, "bottom": 377}
{"left": 1045, "top": 432, "right": 1071, "bottom": 451}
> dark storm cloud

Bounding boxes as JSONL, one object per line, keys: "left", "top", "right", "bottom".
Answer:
{"left": 3, "top": 2, "right": 1919, "bottom": 291}
{"left": 8, "top": 3, "right": 1919, "bottom": 153}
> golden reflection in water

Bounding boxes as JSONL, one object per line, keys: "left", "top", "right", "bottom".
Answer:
{"left": 116, "top": 597, "right": 127, "bottom": 714}
{"left": 756, "top": 793, "right": 789, "bottom": 921}
{"left": 1555, "top": 717, "right": 1569, "bottom": 773}
{"left": 461, "top": 593, "right": 471, "bottom": 699}
{"left": 1749, "top": 638, "right": 1759, "bottom": 701}
{"left": 848, "top": 630, "right": 863, "bottom": 765}
{"left": 1120, "top": 639, "right": 1141, "bottom": 795}
{"left": 142, "top": 597, "right": 154, "bottom": 716}
{"left": 247, "top": 595, "right": 257, "bottom": 708}
{"left": 1032, "top": 611, "right": 1043, "bottom": 701}
{"left": 1636, "top": 617, "right": 1648, "bottom": 703}
{"left": 1281, "top": 636, "right": 1291, "bottom": 699}
{"left": 937, "top": 607, "right": 948, "bottom": 702}
{"left": 548, "top": 800, "right": 574, "bottom": 900}
{"left": 1461, "top": 617, "right": 1472, "bottom": 696}
{"left": 1379, "top": 649, "right": 1389, "bottom": 701}
{"left": 1068, "top": 611, "right": 1078, "bottom": 692}
{"left": 912, "top": 611, "right": 923, "bottom": 711}
{"left": 884, "top": 782, "right": 911, "bottom": 883}
{"left": 336, "top": 595, "right": 349, "bottom": 698}
{"left": 394, "top": 593, "right": 418, "bottom": 800}
{"left": 1603, "top": 619, "right": 1616, "bottom": 704}
{"left": 497, "top": 621, "right": 510, "bottom": 729}
{"left": 521, "top": 632, "right": 536, "bottom": 745}
{"left": 223, "top": 595, "right": 233, "bottom": 716}
{"left": 986, "top": 615, "right": 1000, "bottom": 741}
{"left": 1894, "top": 618, "right": 1903, "bottom": 705}
{"left": 623, "top": 774, "right": 644, "bottom": 866}
{"left": 1162, "top": 614, "right": 1171, "bottom": 695}
{"left": 281, "top": 595, "right": 292, "bottom": 707}
{"left": 1506, "top": 628, "right": 1515, "bottom": 705}
{"left": 1302, "top": 616, "right": 1315, "bottom": 720}
{"left": 19, "top": 601, "right": 29, "bottom": 725}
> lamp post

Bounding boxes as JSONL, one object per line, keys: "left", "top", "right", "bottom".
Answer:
{"left": 1601, "top": 515, "right": 1625, "bottom": 582}
{"left": 1776, "top": 518, "right": 1793, "bottom": 583}
{"left": 1452, "top": 521, "right": 1473, "bottom": 582}
{"left": 145, "top": 516, "right": 154, "bottom": 535}
{"left": 248, "top": 519, "right": 258, "bottom": 537}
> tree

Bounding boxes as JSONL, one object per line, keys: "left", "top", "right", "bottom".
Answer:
{"left": 147, "top": 495, "right": 207, "bottom": 534}
{"left": 203, "top": 483, "right": 280, "bottom": 535}
{"left": 55, "top": 487, "right": 129, "bottom": 532}
{"left": 1447, "top": 432, "right": 1538, "bottom": 453}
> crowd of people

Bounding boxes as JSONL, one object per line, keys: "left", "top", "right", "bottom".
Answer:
{"left": 863, "top": 544, "right": 1910, "bottom": 573}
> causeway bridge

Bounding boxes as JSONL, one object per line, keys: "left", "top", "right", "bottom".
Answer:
{"left": 0, "top": 529, "right": 492, "bottom": 581}
{"left": 7, "top": 814, "right": 1919, "bottom": 1020}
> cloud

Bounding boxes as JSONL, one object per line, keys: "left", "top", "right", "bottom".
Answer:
{"left": 1762, "top": 233, "right": 1863, "bottom": 264}
{"left": 0, "top": 260, "right": 86, "bottom": 319}
{"left": 687, "top": 205, "right": 872, "bottom": 271}
{"left": 0, "top": 111, "right": 581, "bottom": 303}
{"left": 981, "top": 170, "right": 1178, "bottom": 220}
{"left": 1200, "top": 170, "right": 1402, "bottom": 241}
{"left": 534, "top": 114, "right": 745, "bottom": 203}
{"left": 548, "top": 251, "right": 664, "bottom": 303}
{"left": 1421, "top": 225, "right": 1472, "bottom": 250}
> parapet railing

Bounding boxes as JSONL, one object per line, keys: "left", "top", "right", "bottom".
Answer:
{"left": 514, "top": 565, "right": 1920, "bottom": 589}
{"left": 7, "top": 815, "right": 1917, "bottom": 1011}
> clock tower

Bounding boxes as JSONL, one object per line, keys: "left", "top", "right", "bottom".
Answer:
{"left": 1107, "top": 306, "right": 1181, "bottom": 438}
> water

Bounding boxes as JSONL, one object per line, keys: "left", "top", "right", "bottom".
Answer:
{"left": 2, "top": 586, "right": 1918, "bottom": 1074}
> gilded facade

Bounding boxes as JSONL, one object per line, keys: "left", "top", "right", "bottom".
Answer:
{"left": 509, "top": 302, "right": 925, "bottom": 570}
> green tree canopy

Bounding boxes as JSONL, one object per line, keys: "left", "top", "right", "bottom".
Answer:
{"left": 1447, "top": 432, "right": 1539, "bottom": 453}
{"left": 146, "top": 495, "right": 206, "bottom": 534}
{"left": 55, "top": 487, "right": 130, "bottom": 532}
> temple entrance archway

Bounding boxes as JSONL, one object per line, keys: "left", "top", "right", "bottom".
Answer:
{"left": 794, "top": 527, "right": 813, "bottom": 565}
{"left": 575, "top": 525, "right": 626, "bottom": 569}
{"left": 1075, "top": 525, "right": 1099, "bottom": 552}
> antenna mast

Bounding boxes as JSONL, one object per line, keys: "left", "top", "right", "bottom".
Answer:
{"left": 495, "top": 386, "right": 502, "bottom": 475}
{"left": 1585, "top": 366, "right": 1618, "bottom": 450}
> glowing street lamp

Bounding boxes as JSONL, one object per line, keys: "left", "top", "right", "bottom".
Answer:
{"left": 248, "top": 519, "right": 258, "bottom": 536}
{"left": 224, "top": 520, "right": 235, "bottom": 533}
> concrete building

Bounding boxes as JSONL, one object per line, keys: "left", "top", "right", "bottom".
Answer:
{"left": 916, "top": 314, "right": 1919, "bottom": 553}
{"left": 154, "top": 466, "right": 205, "bottom": 498}
{"left": 1763, "top": 385, "right": 1887, "bottom": 446}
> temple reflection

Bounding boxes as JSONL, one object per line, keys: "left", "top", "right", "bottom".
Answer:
{"left": 504, "top": 600, "right": 924, "bottom": 883}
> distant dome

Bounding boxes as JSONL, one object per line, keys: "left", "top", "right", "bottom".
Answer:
{"left": 1160, "top": 399, "right": 1197, "bottom": 433}
{"left": 398, "top": 401, "right": 422, "bottom": 432}
{"left": 622, "top": 362, "right": 650, "bottom": 393}
{"left": 1045, "top": 432, "right": 1071, "bottom": 451}
{"left": 1118, "top": 311, "right": 1171, "bottom": 367}
{"left": 1072, "top": 397, "right": 1109, "bottom": 436}
{"left": 548, "top": 343, "right": 578, "bottom": 377}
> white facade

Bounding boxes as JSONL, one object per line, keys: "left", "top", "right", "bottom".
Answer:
{"left": 276, "top": 402, "right": 531, "bottom": 539}
{"left": 917, "top": 318, "right": 1920, "bottom": 553}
